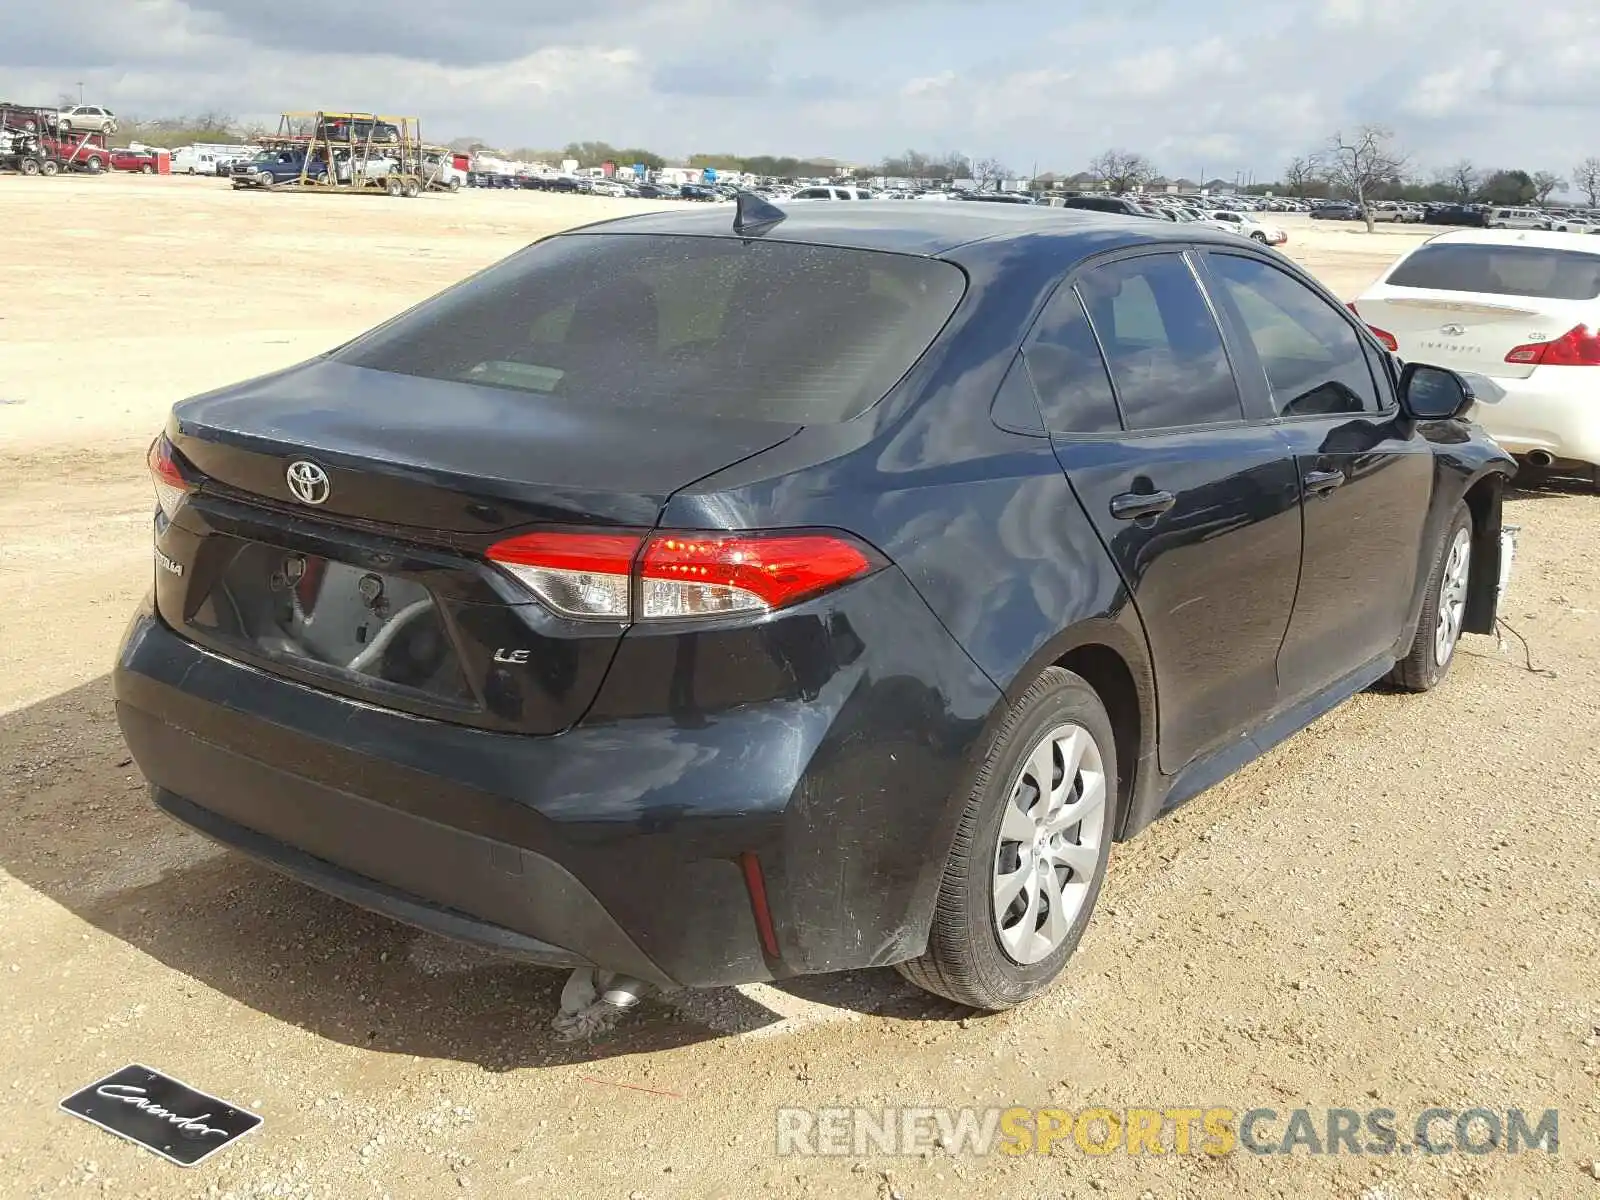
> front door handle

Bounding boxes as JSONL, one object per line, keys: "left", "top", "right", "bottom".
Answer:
{"left": 1109, "top": 490, "right": 1176, "bottom": 520}
{"left": 1303, "top": 469, "right": 1346, "bottom": 496}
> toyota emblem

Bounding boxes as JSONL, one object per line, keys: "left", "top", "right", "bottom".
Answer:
{"left": 285, "top": 460, "right": 331, "bottom": 505}
{"left": 1438, "top": 323, "right": 1466, "bottom": 337}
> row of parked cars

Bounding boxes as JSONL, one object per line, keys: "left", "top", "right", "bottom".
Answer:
{"left": 1309, "top": 200, "right": 1600, "bottom": 231}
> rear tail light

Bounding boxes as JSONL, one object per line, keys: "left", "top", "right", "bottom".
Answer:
{"left": 1505, "top": 324, "right": 1600, "bottom": 367}
{"left": 486, "top": 531, "right": 640, "bottom": 619}
{"left": 147, "top": 434, "right": 192, "bottom": 520}
{"left": 486, "top": 529, "right": 884, "bottom": 621}
{"left": 1346, "top": 302, "right": 1398, "bottom": 351}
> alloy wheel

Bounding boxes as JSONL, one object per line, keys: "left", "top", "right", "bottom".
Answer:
{"left": 992, "top": 722, "right": 1108, "bottom": 964}
{"left": 1434, "top": 527, "right": 1471, "bottom": 667}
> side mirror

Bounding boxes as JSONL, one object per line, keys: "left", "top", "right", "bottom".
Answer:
{"left": 1398, "top": 362, "right": 1474, "bottom": 420}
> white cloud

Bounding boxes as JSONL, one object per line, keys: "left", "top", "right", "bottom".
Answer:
{"left": 5, "top": 0, "right": 1598, "bottom": 178}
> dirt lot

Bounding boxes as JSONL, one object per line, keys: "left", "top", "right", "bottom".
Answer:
{"left": 1, "top": 175, "right": 1597, "bottom": 1200}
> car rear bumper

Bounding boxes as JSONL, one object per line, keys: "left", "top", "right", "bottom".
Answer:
{"left": 1471, "top": 369, "right": 1600, "bottom": 466}
{"left": 113, "top": 569, "right": 1000, "bottom": 988}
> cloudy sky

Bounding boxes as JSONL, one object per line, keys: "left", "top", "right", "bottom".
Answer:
{"left": 9, "top": 0, "right": 1598, "bottom": 180}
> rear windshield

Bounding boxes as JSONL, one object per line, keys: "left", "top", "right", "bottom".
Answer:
{"left": 1386, "top": 243, "right": 1600, "bottom": 301}
{"left": 335, "top": 233, "right": 966, "bottom": 423}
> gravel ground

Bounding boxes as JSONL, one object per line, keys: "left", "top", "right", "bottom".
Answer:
{"left": 1, "top": 176, "right": 1597, "bottom": 1199}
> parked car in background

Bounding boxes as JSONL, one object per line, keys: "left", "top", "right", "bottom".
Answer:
{"left": 1201, "top": 209, "right": 1289, "bottom": 245}
{"left": 54, "top": 105, "right": 117, "bottom": 134}
{"left": 1425, "top": 204, "right": 1489, "bottom": 228}
{"left": 230, "top": 148, "right": 330, "bottom": 188}
{"left": 1352, "top": 228, "right": 1600, "bottom": 482}
{"left": 117, "top": 200, "right": 1516, "bottom": 1014}
{"left": 1550, "top": 214, "right": 1599, "bottom": 234}
{"left": 790, "top": 185, "right": 874, "bottom": 200}
{"left": 1486, "top": 208, "right": 1552, "bottom": 231}
{"left": 1310, "top": 202, "right": 1362, "bottom": 221}
{"left": 679, "top": 183, "right": 719, "bottom": 200}
{"left": 109, "top": 147, "right": 157, "bottom": 174}
{"left": 635, "top": 182, "right": 671, "bottom": 198}
{"left": 1060, "top": 194, "right": 1147, "bottom": 217}
{"left": 954, "top": 190, "right": 1035, "bottom": 204}
{"left": 316, "top": 115, "right": 401, "bottom": 145}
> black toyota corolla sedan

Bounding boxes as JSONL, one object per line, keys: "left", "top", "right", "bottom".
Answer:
{"left": 115, "top": 197, "right": 1515, "bottom": 1010}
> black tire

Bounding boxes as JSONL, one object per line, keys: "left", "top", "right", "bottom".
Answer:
{"left": 896, "top": 667, "right": 1117, "bottom": 1010}
{"left": 40, "top": 159, "right": 58, "bottom": 177}
{"left": 19, "top": 158, "right": 40, "bottom": 176}
{"left": 85, "top": 156, "right": 104, "bottom": 174}
{"left": 140, "top": 164, "right": 154, "bottom": 174}
{"left": 1251, "top": 231, "right": 1268, "bottom": 243}
{"left": 1389, "top": 504, "right": 1473, "bottom": 692}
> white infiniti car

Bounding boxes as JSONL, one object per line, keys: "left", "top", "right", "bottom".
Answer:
{"left": 1351, "top": 229, "right": 1600, "bottom": 483}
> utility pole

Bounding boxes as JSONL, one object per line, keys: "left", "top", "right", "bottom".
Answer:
{"left": 77, "top": 81, "right": 84, "bottom": 104}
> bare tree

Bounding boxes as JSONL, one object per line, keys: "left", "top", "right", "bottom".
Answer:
{"left": 1436, "top": 159, "right": 1479, "bottom": 203}
{"left": 1320, "top": 126, "right": 1408, "bottom": 232}
{"left": 1283, "top": 155, "right": 1319, "bottom": 198}
{"left": 1575, "top": 157, "right": 1600, "bottom": 209}
{"left": 972, "top": 157, "right": 1009, "bottom": 190}
{"left": 1531, "top": 171, "right": 1564, "bottom": 206}
{"left": 1088, "top": 148, "right": 1158, "bottom": 193}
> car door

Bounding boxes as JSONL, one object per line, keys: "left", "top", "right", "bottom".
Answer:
{"left": 1195, "top": 248, "right": 1434, "bottom": 703}
{"left": 1026, "top": 248, "right": 1304, "bottom": 772}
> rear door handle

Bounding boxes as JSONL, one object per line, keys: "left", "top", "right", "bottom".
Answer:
{"left": 1303, "top": 469, "right": 1346, "bottom": 496}
{"left": 1109, "top": 490, "right": 1176, "bottom": 520}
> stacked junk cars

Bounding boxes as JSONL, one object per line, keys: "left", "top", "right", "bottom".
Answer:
{"left": 229, "top": 111, "right": 461, "bottom": 197}
{"left": 0, "top": 102, "right": 116, "bottom": 176}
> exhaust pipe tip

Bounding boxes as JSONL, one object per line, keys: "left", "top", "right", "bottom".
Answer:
{"left": 1525, "top": 449, "right": 1555, "bottom": 468}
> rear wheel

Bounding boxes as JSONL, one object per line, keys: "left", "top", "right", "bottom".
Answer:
{"left": 401, "top": 178, "right": 421, "bottom": 198}
{"left": 896, "top": 667, "right": 1116, "bottom": 1010}
{"left": 85, "top": 156, "right": 104, "bottom": 174}
{"left": 140, "top": 163, "right": 154, "bottom": 174}
{"left": 1389, "top": 504, "right": 1472, "bottom": 692}
{"left": 40, "top": 159, "right": 58, "bottom": 177}
{"left": 386, "top": 177, "right": 403, "bottom": 197}
{"left": 1250, "top": 231, "right": 1268, "bottom": 243}
{"left": 19, "top": 157, "right": 40, "bottom": 176}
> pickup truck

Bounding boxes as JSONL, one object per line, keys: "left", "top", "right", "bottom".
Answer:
{"left": 37, "top": 132, "right": 108, "bottom": 173}
{"left": 230, "top": 149, "right": 330, "bottom": 187}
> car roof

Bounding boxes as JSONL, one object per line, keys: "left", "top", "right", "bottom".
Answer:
{"left": 572, "top": 201, "right": 1209, "bottom": 256}
{"left": 1423, "top": 228, "right": 1600, "bottom": 252}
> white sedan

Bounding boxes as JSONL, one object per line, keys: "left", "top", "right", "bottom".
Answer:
{"left": 1200, "top": 210, "right": 1289, "bottom": 246}
{"left": 1351, "top": 228, "right": 1600, "bottom": 481}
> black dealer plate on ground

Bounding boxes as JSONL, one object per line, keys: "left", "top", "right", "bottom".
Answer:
{"left": 59, "top": 1064, "right": 261, "bottom": 1166}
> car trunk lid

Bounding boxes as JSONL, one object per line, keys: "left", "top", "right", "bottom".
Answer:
{"left": 155, "top": 359, "right": 799, "bottom": 733}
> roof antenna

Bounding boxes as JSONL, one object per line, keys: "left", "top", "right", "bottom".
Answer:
{"left": 733, "top": 190, "right": 787, "bottom": 236}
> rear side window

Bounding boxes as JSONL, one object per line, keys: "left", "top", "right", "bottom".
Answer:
{"left": 1077, "top": 254, "right": 1243, "bottom": 430}
{"left": 1023, "top": 287, "right": 1121, "bottom": 433}
{"left": 1205, "top": 253, "right": 1380, "bottom": 417}
{"left": 335, "top": 234, "right": 966, "bottom": 424}
{"left": 1388, "top": 243, "right": 1600, "bottom": 300}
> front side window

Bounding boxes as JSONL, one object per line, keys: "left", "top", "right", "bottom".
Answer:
{"left": 1205, "top": 253, "right": 1380, "bottom": 417}
{"left": 1077, "top": 254, "right": 1242, "bottom": 430}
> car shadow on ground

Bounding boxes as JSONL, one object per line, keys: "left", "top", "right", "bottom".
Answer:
{"left": 1507, "top": 467, "right": 1597, "bottom": 500}
{"left": 0, "top": 676, "right": 961, "bottom": 1073}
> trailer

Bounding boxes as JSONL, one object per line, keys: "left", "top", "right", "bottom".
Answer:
{"left": 229, "top": 112, "right": 428, "bottom": 196}
{"left": 0, "top": 128, "right": 60, "bottom": 176}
